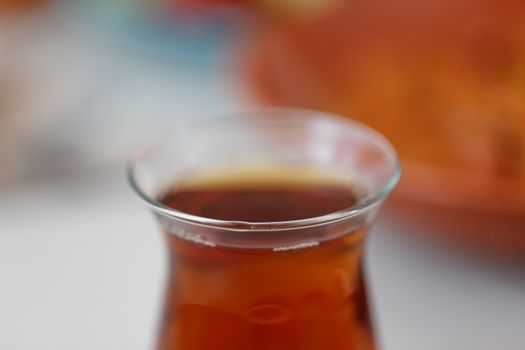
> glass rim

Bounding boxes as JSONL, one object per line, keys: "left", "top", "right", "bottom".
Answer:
{"left": 127, "top": 107, "right": 401, "bottom": 232}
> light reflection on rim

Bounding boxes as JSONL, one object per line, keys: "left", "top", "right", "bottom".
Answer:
{"left": 127, "top": 108, "right": 401, "bottom": 232}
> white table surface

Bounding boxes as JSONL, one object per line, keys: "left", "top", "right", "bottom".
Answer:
{"left": 1, "top": 169, "right": 524, "bottom": 350}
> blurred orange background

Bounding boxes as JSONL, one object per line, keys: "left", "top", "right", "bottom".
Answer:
{"left": 248, "top": 0, "right": 525, "bottom": 256}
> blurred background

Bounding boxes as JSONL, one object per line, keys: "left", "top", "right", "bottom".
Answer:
{"left": 0, "top": 0, "right": 524, "bottom": 349}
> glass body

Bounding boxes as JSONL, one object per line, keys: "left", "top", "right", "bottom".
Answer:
{"left": 129, "top": 109, "right": 400, "bottom": 350}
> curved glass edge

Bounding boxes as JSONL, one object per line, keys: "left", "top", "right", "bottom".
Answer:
{"left": 127, "top": 107, "right": 402, "bottom": 232}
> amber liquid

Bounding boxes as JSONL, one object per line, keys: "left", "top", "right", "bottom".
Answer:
{"left": 157, "top": 168, "right": 376, "bottom": 350}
